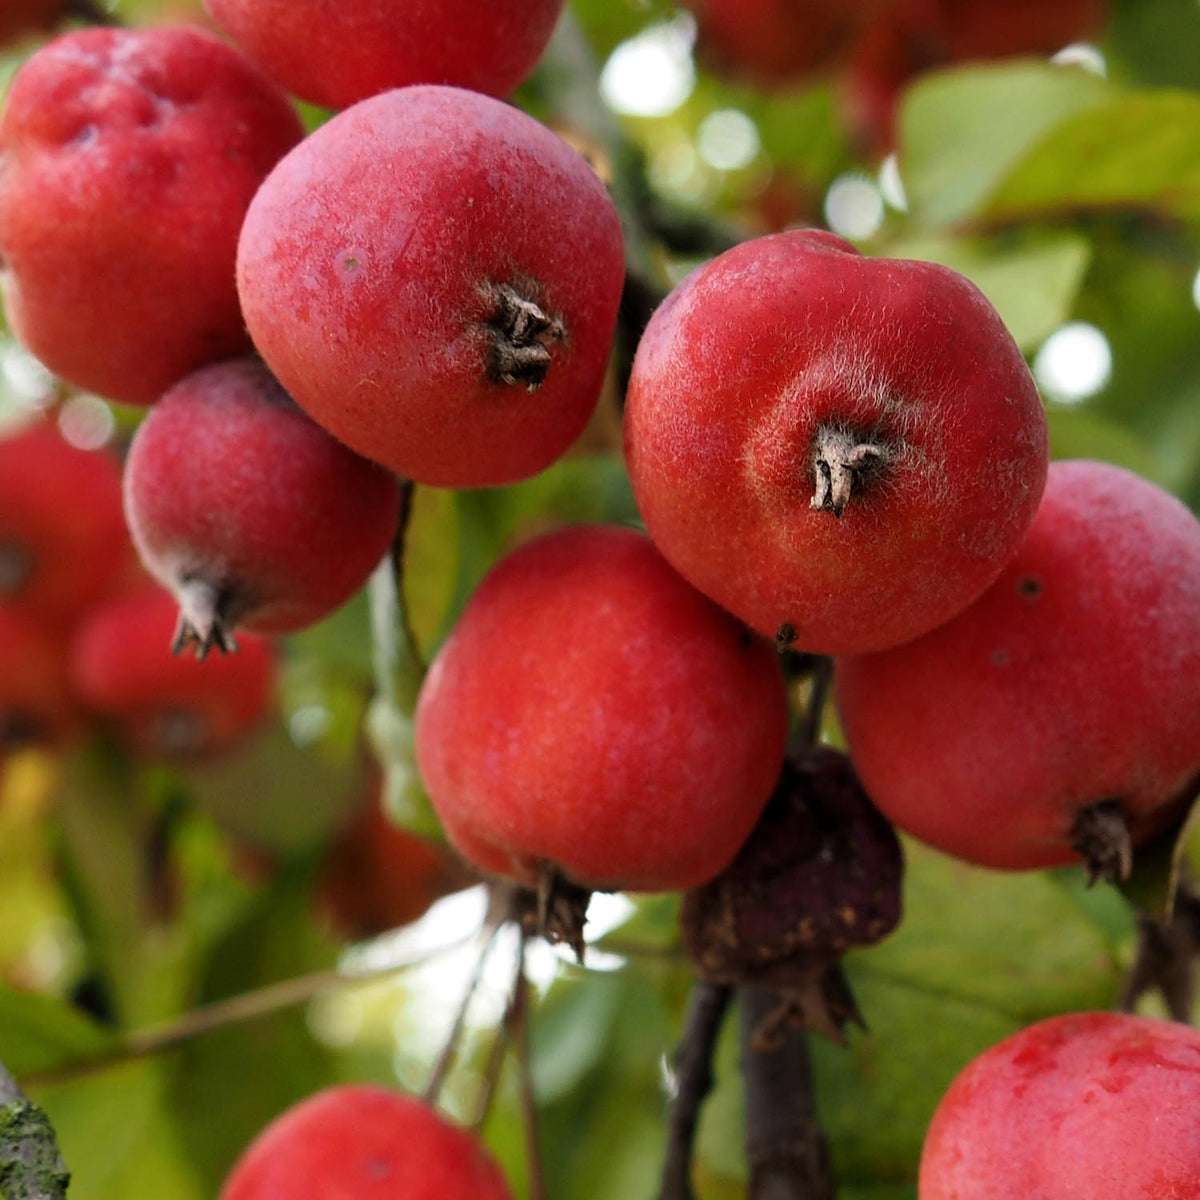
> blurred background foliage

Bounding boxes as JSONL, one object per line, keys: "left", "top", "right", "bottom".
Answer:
{"left": 1, "top": 0, "right": 1199, "bottom": 1197}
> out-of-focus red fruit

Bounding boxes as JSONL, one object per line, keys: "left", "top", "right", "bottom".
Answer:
{"left": 71, "top": 587, "right": 275, "bottom": 759}
{"left": 203, "top": 0, "right": 565, "bottom": 110}
{"left": 415, "top": 525, "right": 789, "bottom": 895}
{"left": 219, "top": 1086, "right": 514, "bottom": 1200}
{"left": 624, "top": 228, "right": 1047, "bottom": 655}
{"left": 0, "top": 0, "right": 59, "bottom": 47}
{"left": 0, "top": 26, "right": 303, "bottom": 405}
{"left": 920, "top": 1012, "right": 1200, "bottom": 1198}
{"left": 0, "top": 605, "right": 76, "bottom": 746}
{"left": 319, "top": 791, "right": 475, "bottom": 939}
{"left": 684, "top": 0, "right": 860, "bottom": 88}
{"left": 0, "top": 420, "right": 132, "bottom": 627}
{"left": 123, "top": 357, "right": 401, "bottom": 656}
{"left": 835, "top": 461, "right": 1200, "bottom": 876}
{"left": 237, "top": 85, "right": 625, "bottom": 488}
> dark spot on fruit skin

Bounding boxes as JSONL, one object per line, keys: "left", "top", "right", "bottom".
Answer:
{"left": 1017, "top": 575, "right": 1042, "bottom": 598}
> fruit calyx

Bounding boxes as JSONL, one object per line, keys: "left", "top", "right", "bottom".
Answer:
{"left": 486, "top": 282, "right": 564, "bottom": 391}
{"left": 1071, "top": 799, "right": 1133, "bottom": 885}
{"left": 170, "top": 576, "right": 245, "bottom": 660}
{"left": 517, "top": 866, "right": 591, "bottom": 961}
{"left": 0, "top": 539, "right": 34, "bottom": 598}
{"left": 809, "top": 425, "right": 891, "bottom": 518}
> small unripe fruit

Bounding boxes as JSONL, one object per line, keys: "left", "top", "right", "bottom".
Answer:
{"left": 203, "top": 0, "right": 565, "bottom": 110}
{"left": 0, "top": 27, "right": 302, "bottom": 404}
{"left": 415, "top": 525, "right": 790, "bottom": 896}
{"left": 625, "top": 229, "right": 1048, "bottom": 654}
{"left": 835, "top": 460, "right": 1200, "bottom": 876}
{"left": 0, "top": 606, "right": 77, "bottom": 747}
{"left": 219, "top": 1086, "right": 513, "bottom": 1200}
{"left": 238, "top": 85, "right": 625, "bottom": 488}
{"left": 0, "top": 421, "right": 132, "bottom": 626}
{"left": 72, "top": 587, "right": 275, "bottom": 759}
{"left": 920, "top": 1012, "right": 1200, "bottom": 1199}
{"left": 123, "top": 357, "right": 401, "bottom": 655}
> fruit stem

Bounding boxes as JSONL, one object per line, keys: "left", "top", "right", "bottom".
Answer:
{"left": 740, "top": 985, "right": 836, "bottom": 1200}
{"left": 655, "top": 981, "right": 733, "bottom": 1200}
{"left": 1118, "top": 877, "right": 1200, "bottom": 1021}
{"left": 486, "top": 284, "right": 564, "bottom": 391}
{"left": 809, "top": 427, "right": 890, "bottom": 518}
{"left": 0, "top": 540, "right": 33, "bottom": 598}
{"left": 512, "top": 929, "right": 546, "bottom": 1200}
{"left": 171, "top": 578, "right": 239, "bottom": 660}
{"left": 1070, "top": 799, "right": 1134, "bottom": 885}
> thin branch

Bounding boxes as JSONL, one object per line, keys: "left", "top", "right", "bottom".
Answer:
{"left": 512, "top": 931, "right": 546, "bottom": 1200}
{"left": 798, "top": 656, "right": 833, "bottom": 749}
{"left": 0, "top": 1058, "right": 70, "bottom": 1199}
{"left": 22, "top": 933, "right": 472, "bottom": 1090}
{"left": 471, "top": 935, "right": 528, "bottom": 1133}
{"left": 390, "top": 480, "right": 427, "bottom": 677}
{"left": 740, "top": 985, "right": 836, "bottom": 1200}
{"left": 656, "top": 981, "right": 733, "bottom": 1200}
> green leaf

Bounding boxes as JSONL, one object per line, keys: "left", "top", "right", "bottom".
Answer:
{"left": 900, "top": 62, "right": 1111, "bottom": 227}
{"left": 0, "top": 988, "right": 114, "bottom": 1079}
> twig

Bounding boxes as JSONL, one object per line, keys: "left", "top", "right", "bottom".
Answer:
{"left": 655, "top": 981, "right": 733, "bottom": 1200}
{"left": 512, "top": 931, "right": 546, "bottom": 1200}
{"left": 798, "top": 656, "right": 833, "bottom": 749}
{"left": 471, "top": 931, "right": 530, "bottom": 1132}
{"left": 0, "top": 1058, "right": 70, "bottom": 1199}
{"left": 740, "top": 985, "right": 836, "bottom": 1200}
{"left": 22, "top": 933, "right": 471, "bottom": 1089}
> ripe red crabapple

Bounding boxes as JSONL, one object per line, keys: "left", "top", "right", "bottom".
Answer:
{"left": 203, "top": 0, "right": 565, "bottom": 110}
{"left": 0, "top": 26, "right": 302, "bottom": 405}
{"left": 0, "top": 606, "right": 77, "bottom": 747}
{"left": 123, "top": 357, "right": 401, "bottom": 656}
{"left": 219, "top": 1086, "right": 513, "bottom": 1200}
{"left": 835, "top": 460, "right": 1200, "bottom": 877}
{"left": 237, "top": 85, "right": 625, "bottom": 488}
{"left": 72, "top": 587, "right": 275, "bottom": 759}
{"left": 0, "top": 420, "right": 132, "bottom": 626}
{"left": 624, "top": 228, "right": 1048, "bottom": 655}
{"left": 920, "top": 1012, "right": 1200, "bottom": 1198}
{"left": 414, "top": 525, "right": 789, "bottom": 901}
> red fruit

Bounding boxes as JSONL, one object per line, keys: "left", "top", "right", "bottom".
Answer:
{"left": 624, "top": 229, "right": 1047, "bottom": 655}
{"left": 415, "top": 525, "right": 789, "bottom": 895}
{"left": 0, "top": 0, "right": 59, "bottom": 47}
{"left": 237, "top": 85, "right": 625, "bottom": 488}
{"left": 72, "top": 587, "right": 275, "bottom": 759}
{"left": 123, "top": 357, "right": 401, "bottom": 655}
{"left": 203, "top": 0, "right": 564, "bottom": 110}
{"left": 684, "top": 0, "right": 861, "bottom": 88}
{"left": 920, "top": 1012, "right": 1200, "bottom": 1198}
{"left": 0, "top": 26, "right": 302, "bottom": 405}
{"left": 0, "top": 421, "right": 132, "bottom": 626}
{"left": 0, "top": 606, "right": 76, "bottom": 746}
{"left": 835, "top": 460, "right": 1200, "bottom": 875}
{"left": 219, "top": 1086, "right": 513, "bottom": 1200}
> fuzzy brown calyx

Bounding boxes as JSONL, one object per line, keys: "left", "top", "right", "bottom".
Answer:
{"left": 486, "top": 283, "right": 565, "bottom": 391}
{"left": 809, "top": 426, "right": 891, "bottom": 518}
{"left": 170, "top": 577, "right": 241, "bottom": 660}
{"left": 515, "top": 866, "right": 591, "bottom": 962}
{"left": 1071, "top": 799, "right": 1134, "bottom": 885}
{"left": 0, "top": 540, "right": 34, "bottom": 598}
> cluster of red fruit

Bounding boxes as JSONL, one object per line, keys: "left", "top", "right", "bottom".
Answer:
{"left": 684, "top": 0, "right": 1106, "bottom": 154}
{"left": 2, "top": 0, "right": 1199, "bottom": 1194}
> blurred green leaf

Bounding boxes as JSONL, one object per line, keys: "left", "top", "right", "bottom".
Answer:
{"left": 0, "top": 987, "right": 114, "bottom": 1077}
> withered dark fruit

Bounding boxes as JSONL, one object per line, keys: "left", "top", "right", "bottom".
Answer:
{"left": 680, "top": 745, "right": 903, "bottom": 1044}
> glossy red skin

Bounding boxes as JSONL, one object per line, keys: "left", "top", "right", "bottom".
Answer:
{"left": 0, "top": 27, "right": 302, "bottom": 405}
{"left": 220, "top": 1086, "right": 513, "bottom": 1200}
{"left": 71, "top": 587, "right": 275, "bottom": 758}
{"left": 835, "top": 461, "right": 1200, "bottom": 870}
{"left": 920, "top": 1012, "right": 1200, "bottom": 1198}
{"left": 237, "top": 85, "right": 625, "bottom": 488}
{"left": 0, "top": 421, "right": 132, "bottom": 626}
{"left": 204, "top": 0, "right": 564, "bottom": 109}
{"left": 415, "top": 525, "right": 789, "bottom": 893}
{"left": 0, "top": 606, "right": 77, "bottom": 745}
{"left": 124, "top": 357, "right": 401, "bottom": 636}
{"left": 0, "top": 0, "right": 59, "bottom": 47}
{"left": 684, "top": 0, "right": 860, "bottom": 87}
{"left": 624, "top": 229, "right": 1047, "bottom": 655}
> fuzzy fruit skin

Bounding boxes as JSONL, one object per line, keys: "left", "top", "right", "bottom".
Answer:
{"left": 123, "top": 357, "right": 401, "bottom": 641}
{"left": 71, "top": 587, "right": 274, "bottom": 759}
{"left": 920, "top": 1012, "right": 1200, "bottom": 1199}
{"left": 0, "top": 607, "right": 77, "bottom": 745}
{"left": 237, "top": 85, "right": 625, "bottom": 488}
{"left": 415, "top": 525, "right": 789, "bottom": 893}
{"left": 624, "top": 229, "right": 1047, "bottom": 655}
{"left": 0, "top": 27, "right": 302, "bottom": 405}
{"left": 835, "top": 460, "right": 1200, "bottom": 871}
{"left": 219, "top": 1086, "right": 513, "bottom": 1200}
{"left": 0, "top": 421, "right": 132, "bottom": 626}
{"left": 203, "top": 0, "right": 564, "bottom": 110}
